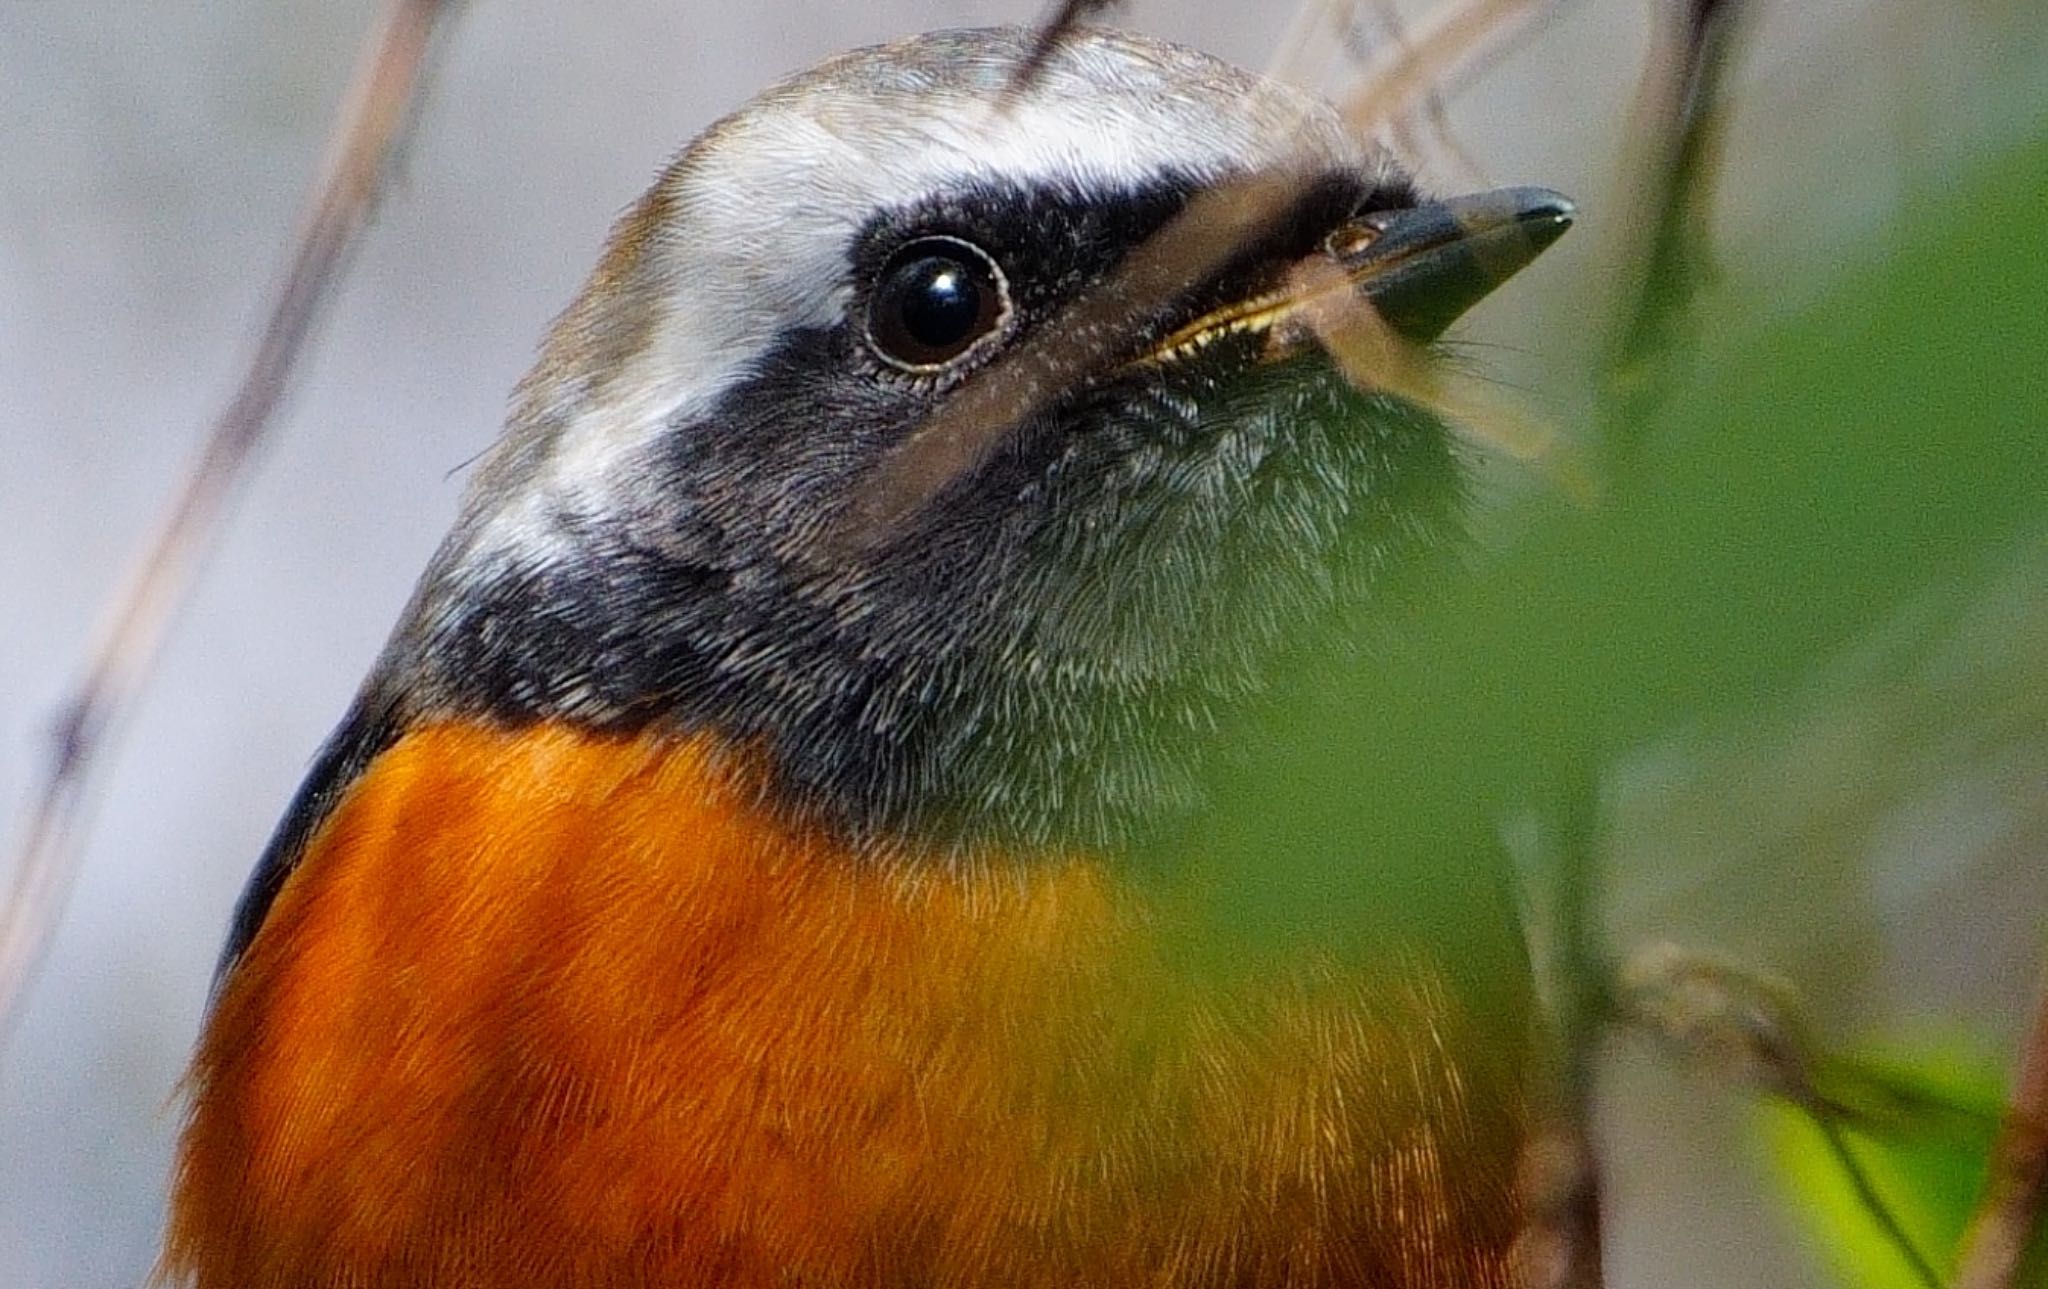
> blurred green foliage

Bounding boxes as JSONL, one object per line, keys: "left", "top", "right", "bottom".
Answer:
{"left": 1764, "top": 1043, "right": 2043, "bottom": 1287}
{"left": 1149, "top": 120, "right": 2047, "bottom": 952}
{"left": 1139, "top": 96, "right": 2048, "bottom": 1287}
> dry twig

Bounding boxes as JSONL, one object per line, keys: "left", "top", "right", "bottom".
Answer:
{"left": 1006, "top": 0, "right": 1127, "bottom": 101}
{"left": 1587, "top": 6, "right": 1965, "bottom": 1281}
{"left": 1289, "top": 255, "right": 1575, "bottom": 477}
{"left": 1513, "top": 775, "right": 1609, "bottom": 1289}
{"left": 1335, "top": 0, "right": 1549, "bottom": 140}
{"left": 1612, "top": 944, "right": 1946, "bottom": 1289}
{"left": 0, "top": 0, "right": 463, "bottom": 1042}
{"left": 1954, "top": 972, "right": 2048, "bottom": 1289}
{"left": 1604, "top": 0, "right": 1750, "bottom": 451}
{"left": 1512, "top": 3, "right": 1750, "bottom": 1260}
{"left": 1267, "top": 0, "right": 1356, "bottom": 85}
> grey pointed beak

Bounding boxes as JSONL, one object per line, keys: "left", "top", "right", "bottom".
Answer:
{"left": 1334, "top": 186, "right": 1575, "bottom": 341}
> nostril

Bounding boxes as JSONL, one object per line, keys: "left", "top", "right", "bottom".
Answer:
{"left": 1323, "top": 222, "right": 1384, "bottom": 260}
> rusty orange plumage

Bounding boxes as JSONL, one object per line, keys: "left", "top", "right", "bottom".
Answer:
{"left": 165, "top": 24, "right": 1569, "bottom": 1287}
{"left": 170, "top": 724, "right": 1524, "bottom": 1287}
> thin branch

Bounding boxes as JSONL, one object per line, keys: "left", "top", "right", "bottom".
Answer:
{"left": 1611, "top": 943, "right": 1945, "bottom": 1289}
{"left": 1527, "top": 15, "right": 1758, "bottom": 1269}
{"left": 1603, "top": 0, "right": 1751, "bottom": 452}
{"left": 1289, "top": 255, "right": 1587, "bottom": 496}
{"left": 1266, "top": 0, "right": 1355, "bottom": 84}
{"left": 1954, "top": 971, "right": 2048, "bottom": 1289}
{"left": 1335, "top": 0, "right": 1549, "bottom": 138}
{"left": 1005, "top": 0, "right": 1126, "bottom": 102}
{"left": 1512, "top": 772, "right": 1609, "bottom": 1289}
{"left": 0, "top": 0, "right": 463, "bottom": 1043}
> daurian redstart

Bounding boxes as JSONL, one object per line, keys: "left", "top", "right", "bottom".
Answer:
{"left": 166, "top": 25, "right": 1571, "bottom": 1287}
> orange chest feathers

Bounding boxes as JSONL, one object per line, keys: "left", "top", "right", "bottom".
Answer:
{"left": 166, "top": 723, "right": 1525, "bottom": 1288}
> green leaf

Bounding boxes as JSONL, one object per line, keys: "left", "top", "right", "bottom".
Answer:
{"left": 1761, "top": 1043, "right": 2037, "bottom": 1288}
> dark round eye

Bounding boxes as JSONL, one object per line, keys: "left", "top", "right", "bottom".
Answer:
{"left": 865, "top": 236, "right": 1008, "bottom": 371}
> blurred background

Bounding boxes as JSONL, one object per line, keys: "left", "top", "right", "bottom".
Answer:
{"left": 3, "top": 0, "right": 2044, "bottom": 1284}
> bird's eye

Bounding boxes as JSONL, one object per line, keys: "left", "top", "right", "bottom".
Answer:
{"left": 865, "top": 236, "right": 1009, "bottom": 372}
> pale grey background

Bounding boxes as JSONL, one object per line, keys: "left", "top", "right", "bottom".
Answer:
{"left": 3, "top": 1, "right": 2044, "bottom": 1285}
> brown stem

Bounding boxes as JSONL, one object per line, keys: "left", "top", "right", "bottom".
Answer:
{"left": 1603, "top": 0, "right": 1750, "bottom": 452}
{"left": 1005, "top": 0, "right": 1126, "bottom": 101}
{"left": 0, "top": 0, "right": 463, "bottom": 1042}
{"left": 1517, "top": 772, "right": 1609, "bottom": 1289}
{"left": 1954, "top": 972, "right": 2048, "bottom": 1289}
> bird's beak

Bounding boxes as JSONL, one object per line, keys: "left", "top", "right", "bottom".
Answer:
{"left": 1137, "top": 185, "right": 1574, "bottom": 367}
{"left": 1331, "top": 186, "right": 1575, "bottom": 342}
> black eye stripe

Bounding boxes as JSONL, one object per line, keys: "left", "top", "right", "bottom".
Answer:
{"left": 849, "top": 169, "right": 1404, "bottom": 378}
{"left": 865, "top": 235, "right": 1010, "bottom": 372}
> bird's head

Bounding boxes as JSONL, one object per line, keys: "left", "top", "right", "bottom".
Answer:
{"left": 369, "top": 26, "right": 1572, "bottom": 855}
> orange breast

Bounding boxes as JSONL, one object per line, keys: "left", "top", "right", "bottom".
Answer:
{"left": 167, "top": 722, "right": 1524, "bottom": 1287}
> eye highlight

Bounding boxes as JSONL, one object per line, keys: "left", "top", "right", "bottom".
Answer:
{"left": 864, "top": 236, "right": 1009, "bottom": 372}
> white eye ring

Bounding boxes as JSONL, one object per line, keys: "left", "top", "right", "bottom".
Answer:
{"left": 863, "top": 235, "right": 1013, "bottom": 373}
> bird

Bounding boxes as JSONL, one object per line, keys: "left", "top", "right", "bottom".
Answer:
{"left": 164, "top": 24, "right": 1572, "bottom": 1288}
